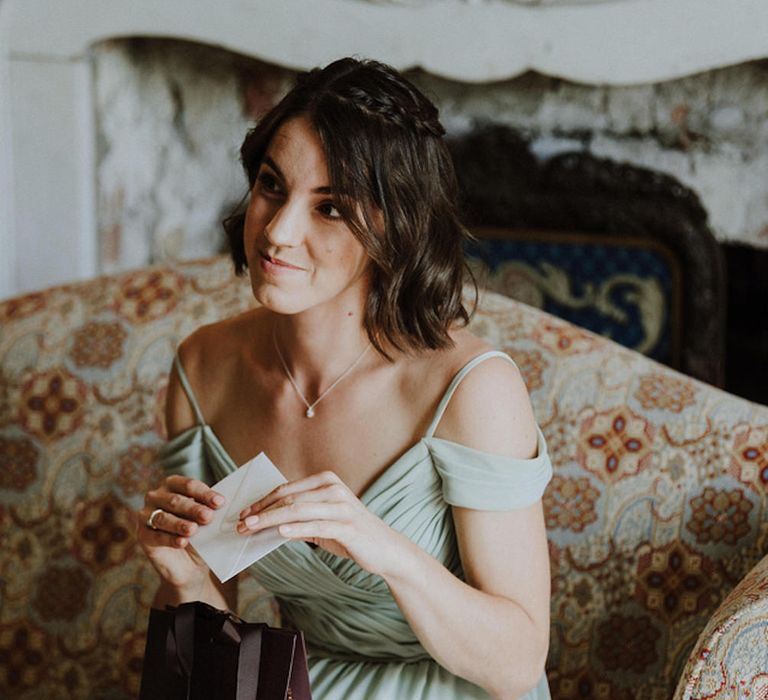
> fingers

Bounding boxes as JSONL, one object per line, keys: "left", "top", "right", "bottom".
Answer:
{"left": 237, "top": 496, "right": 355, "bottom": 534}
{"left": 145, "top": 476, "right": 225, "bottom": 526}
{"left": 276, "top": 520, "right": 352, "bottom": 542}
{"left": 134, "top": 510, "right": 191, "bottom": 549}
{"left": 143, "top": 526, "right": 191, "bottom": 549}
{"left": 167, "top": 475, "right": 225, "bottom": 509}
{"left": 146, "top": 507, "right": 201, "bottom": 538}
{"left": 143, "top": 475, "right": 224, "bottom": 511}
{"left": 240, "top": 471, "right": 344, "bottom": 519}
{"left": 161, "top": 475, "right": 225, "bottom": 511}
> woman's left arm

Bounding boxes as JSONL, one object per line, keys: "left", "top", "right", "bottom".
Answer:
{"left": 381, "top": 502, "right": 550, "bottom": 699}
{"left": 379, "top": 357, "right": 550, "bottom": 699}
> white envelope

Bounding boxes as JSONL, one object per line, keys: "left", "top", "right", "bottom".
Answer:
{"left": 190, "top": 452, "right": 290, "bottom": 583}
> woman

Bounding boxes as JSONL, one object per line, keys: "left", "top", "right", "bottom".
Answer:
{"left": 138, "top": 57, "right": 552, "bottom": 700}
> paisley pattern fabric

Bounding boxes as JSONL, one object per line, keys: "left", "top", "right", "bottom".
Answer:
{"left": 160, "top": 351, "right": 553, "bottom": 699}
{"left": 0, "top": 255, "right": 767, "bottom": 699}
{"left": 676, "top": 554, "right": 768, "bottom": 699}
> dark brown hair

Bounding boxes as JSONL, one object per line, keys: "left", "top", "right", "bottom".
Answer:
{"left": 224, "top": 57, "right": 476, "bottom": 357}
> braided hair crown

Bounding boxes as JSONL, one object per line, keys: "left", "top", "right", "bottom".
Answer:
{"left": 297, "top": 57, "right": 446, "bottom": 138}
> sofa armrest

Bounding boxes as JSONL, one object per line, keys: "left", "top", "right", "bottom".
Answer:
{"left": 675, "top": 554, "right": 768, "bottom": 699}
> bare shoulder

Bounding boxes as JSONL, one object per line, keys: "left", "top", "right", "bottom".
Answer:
{"left": 431, "top": 329, "right": 538, "bottom": 459}
{"left": 177, "top": 308, "right": 266, "bottom": 373}
{"left": 165, "top": 308, "right": 267, "bottom": 438}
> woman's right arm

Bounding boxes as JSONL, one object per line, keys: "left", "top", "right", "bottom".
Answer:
{"left": 138, "top": 354, "right": 237, "bottom": 611}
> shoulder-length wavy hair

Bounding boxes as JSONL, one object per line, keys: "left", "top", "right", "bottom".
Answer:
{"left": 224, "top": 57, "right": 476, "bottom": 358}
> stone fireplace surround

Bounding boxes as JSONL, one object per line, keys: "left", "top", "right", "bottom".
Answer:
{"left": 4, "top": 0, "right": 768, "bottom": 300}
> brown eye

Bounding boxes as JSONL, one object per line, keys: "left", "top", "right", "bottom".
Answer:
{"left": 257, "top": 171, "right": 281, "bottom": 195}
{"left": 318, "top": 201, "right": 341, "bottom": 219}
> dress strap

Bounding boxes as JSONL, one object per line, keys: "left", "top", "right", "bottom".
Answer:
{"left": 424, "top": 350, "right": 515, "bottom": 439}
{"left": 173, "top": 354, "right": 207, "bottom": 426}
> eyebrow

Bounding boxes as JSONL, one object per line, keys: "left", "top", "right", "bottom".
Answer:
{"left": 263, "top": 156, "right": 334, "bottom": 195}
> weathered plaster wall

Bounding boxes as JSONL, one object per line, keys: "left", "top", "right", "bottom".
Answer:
{"left": 415, "top": 64, "right": 768, "bottom": 250}
{"left": 94, "top": 40, "right": 293, "bottom": 273}
{"left": 94, "top": 39, "right": 768, "bottom": 273}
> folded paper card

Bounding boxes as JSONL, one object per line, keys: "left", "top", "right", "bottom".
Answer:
{"left": 189, "top": 452, "right": 289, "bottom": 583}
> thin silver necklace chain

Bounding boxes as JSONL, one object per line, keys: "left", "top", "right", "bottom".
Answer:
{"left": 272, "top": 324, "right": 371, "bottom": 418}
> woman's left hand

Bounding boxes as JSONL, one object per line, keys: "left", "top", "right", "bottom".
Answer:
{"left": 237, "top": 471, "right": 405, "bottom": 577}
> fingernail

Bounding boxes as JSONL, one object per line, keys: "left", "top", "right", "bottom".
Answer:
{"left": 244, "top": 515, "right": 259, "bottom": 528}
{"left": 212, "top": 494, "right": 224, "bottom": 507}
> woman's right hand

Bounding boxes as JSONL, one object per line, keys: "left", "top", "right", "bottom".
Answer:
{"left": 137, "top": 475, "right": 225, "bottom": 591}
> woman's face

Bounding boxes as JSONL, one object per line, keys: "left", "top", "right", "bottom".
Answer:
{"left": 243, "top": 116, "right": 371, "bottom": 317}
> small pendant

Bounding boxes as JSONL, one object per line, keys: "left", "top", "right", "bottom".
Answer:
{"left": 305, "top": 406, "right": 315, "bottom": 418}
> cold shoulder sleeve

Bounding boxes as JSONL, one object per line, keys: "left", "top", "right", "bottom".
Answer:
{"left": 154, "top": 425, "right": 238, "bottom": 485}
{"left": 155, "top": 427, "right": 214, "bottom": 483}
{"left": 427, "top": 426, "right": 553, "bottom": 510}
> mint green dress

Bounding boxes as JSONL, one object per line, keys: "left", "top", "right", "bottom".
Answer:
{"left": 159, "top": 351, "right": 553, "bottom": 699}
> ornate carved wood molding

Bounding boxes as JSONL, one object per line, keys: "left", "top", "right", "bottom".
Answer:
{"left": 7, "top": 0, "right": 768, "bottom": 84}
{"left": 449, "top": 125, "right": 726, "bottom": 384}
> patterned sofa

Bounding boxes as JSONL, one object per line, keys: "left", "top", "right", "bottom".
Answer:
{"left": 1, "top": 256, "right": 767, "bottom": 699}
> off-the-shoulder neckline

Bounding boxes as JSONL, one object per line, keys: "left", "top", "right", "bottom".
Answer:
{"left": 164, "top": 421, "right": 546, "bottom": 506}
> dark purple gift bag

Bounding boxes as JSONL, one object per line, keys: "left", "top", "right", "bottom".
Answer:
{"left": 139, "top": 601, "right": 312, "bottom": 700}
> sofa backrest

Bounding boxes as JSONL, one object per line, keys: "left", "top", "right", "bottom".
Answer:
{"left": 1, "top": 255, "right": 766, "bottom": 699}
{"left": 477, "top": 288, "right": 768, "bottom": 696}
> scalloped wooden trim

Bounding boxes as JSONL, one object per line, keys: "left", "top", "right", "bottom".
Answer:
{"left": 7, "top": 0, "right": 768, "bottom": 84}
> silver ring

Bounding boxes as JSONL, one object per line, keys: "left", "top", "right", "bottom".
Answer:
{"left": 146, "top": 508, "right": 164, "bottom": 530}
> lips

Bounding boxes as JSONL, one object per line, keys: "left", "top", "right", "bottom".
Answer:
{"left": 259, "top": 251, "right": 305, "bottom": 271}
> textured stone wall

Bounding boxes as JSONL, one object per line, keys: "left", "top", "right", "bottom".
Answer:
{"left": 415, "top": 64, "right": 768, "bottom": 250}
{"left": 94, "top": 39, "right": 293, "bottom": 273}
{"left": 93, "top": 39, "right": 768, "bottom": 273}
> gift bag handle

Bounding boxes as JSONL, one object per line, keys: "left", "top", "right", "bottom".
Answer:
{"left": 288, "top": 634, "right": 312, "bottom": 700}
{"left": 160, "top": 602, "right": 197, "bottom": 699}
{"left": 237, "top": 623, "right": 263, "bottom": 698}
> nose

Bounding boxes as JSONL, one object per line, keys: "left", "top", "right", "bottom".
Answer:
{"left": 264, "top": 199, "right": 305, "bottom": 248}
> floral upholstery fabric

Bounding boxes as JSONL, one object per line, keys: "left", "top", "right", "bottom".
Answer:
{"left": 0, "top": 256, "right": 767, "bottom": 699}
{"left": 675, "top": 553, "right": 768, "bottom": 699}
{"left": 471, "top": 291, "right": 768, "bottom": 699}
